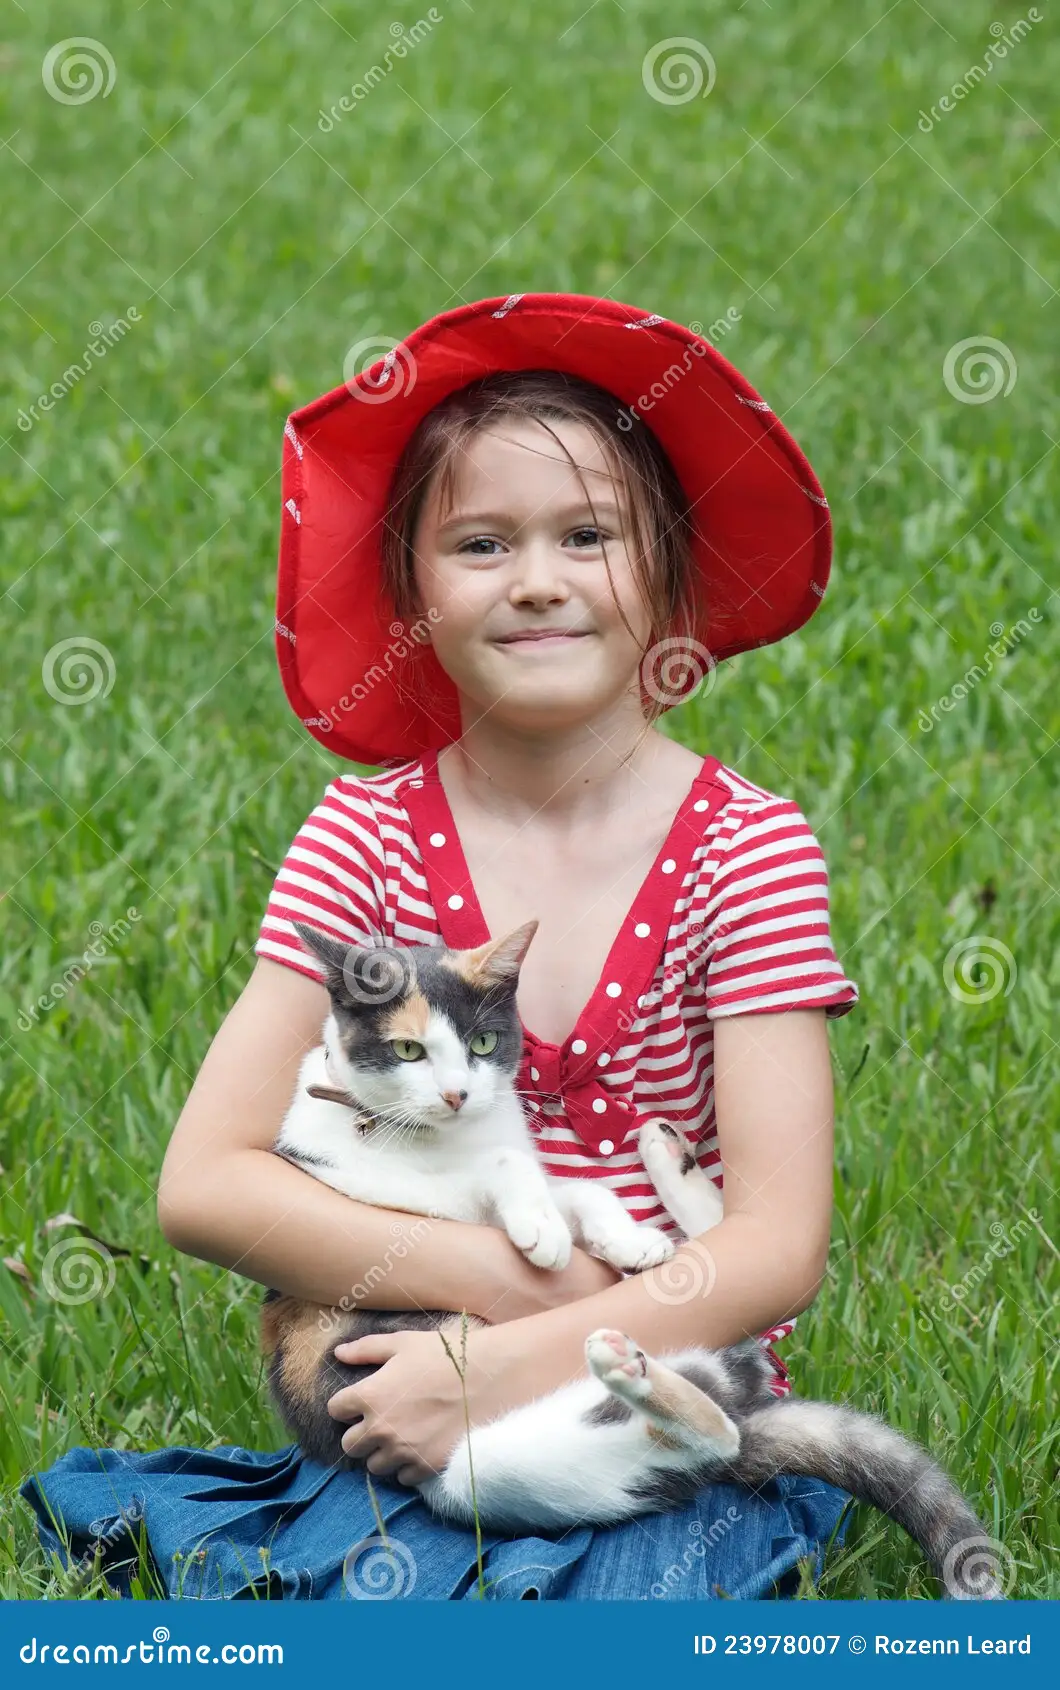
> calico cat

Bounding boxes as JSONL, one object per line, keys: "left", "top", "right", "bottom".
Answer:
{"left": 261, "top": 919, "right": 1003, "bottom": 1600}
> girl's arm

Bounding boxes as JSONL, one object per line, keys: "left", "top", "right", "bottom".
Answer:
{"left": 331, "top": 1007, "right": 838, "bottom": 1478}
{"left": 157, "top": 957, "right": 618, "bottom": 1323}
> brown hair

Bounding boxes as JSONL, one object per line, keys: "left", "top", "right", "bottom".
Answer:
{"left": 379, "top": 368, "right": 706, "bottom": 727}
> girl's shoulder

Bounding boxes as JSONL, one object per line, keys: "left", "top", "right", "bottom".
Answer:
{"left": 709, "top": 757, "right": 819, "bottom": 834}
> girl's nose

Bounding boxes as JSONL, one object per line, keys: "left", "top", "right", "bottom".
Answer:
{"left": 508, "top": 539, "right": 571, "bottom": 605}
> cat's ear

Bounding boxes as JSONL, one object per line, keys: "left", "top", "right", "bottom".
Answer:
{"left": 291, "top": 922, "right": 397, "bottom": 1008}
{"left": 460, "top": 918, "right": 539, "bottom": 987}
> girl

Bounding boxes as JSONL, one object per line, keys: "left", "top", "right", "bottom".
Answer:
{"left": 23, "top": 293, "right": 860, "bottom": 1600}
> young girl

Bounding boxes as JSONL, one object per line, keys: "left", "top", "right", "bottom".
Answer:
{"left": 23, "top": 293, "right": 860, "bottom": 1600}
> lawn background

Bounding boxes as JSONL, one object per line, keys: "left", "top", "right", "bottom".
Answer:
{"left": 0, "top": 0, "right": 1057, "bottom": 1599}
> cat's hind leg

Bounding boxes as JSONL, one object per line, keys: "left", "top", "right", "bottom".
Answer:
{"left": 585, "top": 1328, "right": 740, "bottom": 1459}
{"left": 638, "top": 1119, "right": 724, "bottom": 1237}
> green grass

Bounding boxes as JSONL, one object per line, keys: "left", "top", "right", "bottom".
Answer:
{"left": 1, "top": 0, "right": 1057, "bottom": 1600}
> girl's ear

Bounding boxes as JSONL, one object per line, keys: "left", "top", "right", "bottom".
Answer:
{"left": 458, "top": 918, "right": 539, "bottom": 987}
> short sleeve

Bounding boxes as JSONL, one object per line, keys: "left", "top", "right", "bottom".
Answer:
{"left": 697, "top": 798, "right": 858, "bottom": 1019}
{"left": 253, "top": 777, "right": 386, "bottom": 985}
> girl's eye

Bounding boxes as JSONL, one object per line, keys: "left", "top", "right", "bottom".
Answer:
{"left": 458, "top": 536, "right": 502, "bottom": 556}
{"left": 390, "top": 1038, "right": 425, "bottom": 1062}
{"left": 468, "top": 1029, "right": 499, "bottom": 1056}
{"left": 566, "top": 526, "right": 606, "bottom": 548}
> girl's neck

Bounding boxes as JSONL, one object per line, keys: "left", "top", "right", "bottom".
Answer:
{"left": 435, "top": 711, "right": 696, "bottom": 829}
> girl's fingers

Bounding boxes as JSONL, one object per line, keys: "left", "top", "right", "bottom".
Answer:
{"left": 326, "top": 1385, "right": 366, "bottom": 1421}
{"left": 365, "top": 1449, "right": 399, "bottom": 1476}
{"left": 396, "top": 1463, "right": 430, "bottom": 1487}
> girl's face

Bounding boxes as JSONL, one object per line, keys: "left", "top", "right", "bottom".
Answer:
{"left": 410, "top": 420, "right": 653, "bottom": 734}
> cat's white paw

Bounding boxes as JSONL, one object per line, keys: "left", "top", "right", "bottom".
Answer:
{"left": 589, "top": 1224, "right": 675, "bottom": 1273}
{"left": 585, "top": 1328, "right": 651, "bottom": 1398}
{"left": 637, "top": 1116, "right": 694, "bottom": 1171}
{"left": 504, "top": 1204, "right": 572, "bottom": 1271}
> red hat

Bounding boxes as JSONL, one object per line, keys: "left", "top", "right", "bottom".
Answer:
{"left": 274, "top": 291, "right": 831, "bottom": 767}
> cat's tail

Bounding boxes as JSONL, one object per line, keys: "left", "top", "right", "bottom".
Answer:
{"left": 725, "top": 1398, "right": 1007, "bottom": 1599}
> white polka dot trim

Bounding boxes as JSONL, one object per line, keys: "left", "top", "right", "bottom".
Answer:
{"left": 634, "top": 922, "right": 650, "bottom": 937}
{"left": 429, "top": 832, "right": 447, "bottom": 847}
{"left": 592, "top": 1098, "right": 607, "bottom": 1114}
{"left": 530, "top": 1067, "right": 539, "bottom": 1082}
{"left": 447, "top": 894, "right": 464, "bottom": 910}
{"left": 605, "top": 982, "right": 621, "bottom": 998}
{"left": 597, "top": 1053, "right": 610, "bottom": 1067}
{"left": 693, "top": 799, "right": 709, "bottom": 812}
{"left": 598, "top": 1138, "right": 615, "bottom": 1155}
{"left": 571, "top": 1038, "right": 587, "bottom": 1054}
{"left": 661, "top": 858, "right": 676, "bottom": 873}
{"left": 528, "top": 1100, "right": 540, "bottom": 1112}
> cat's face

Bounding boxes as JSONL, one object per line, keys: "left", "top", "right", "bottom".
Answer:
{"left": 293, "top": 920, "right": 537, "bottom": 1132}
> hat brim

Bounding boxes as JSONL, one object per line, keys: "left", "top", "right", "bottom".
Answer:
{"left": 275, "top": 292, "right": 831, "bottom": 766}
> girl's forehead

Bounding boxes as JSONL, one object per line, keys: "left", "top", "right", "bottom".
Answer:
{"left": 429, "top": 418, "right": 626, "bottom": 523}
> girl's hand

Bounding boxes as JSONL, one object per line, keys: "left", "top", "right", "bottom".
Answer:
{"left": 328, "top": 1325, "right": 531, "bottom": 1485}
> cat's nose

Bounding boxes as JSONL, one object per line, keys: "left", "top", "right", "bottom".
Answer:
{"left": 441, "top": 1089, "right": 468, "bottom": 1112}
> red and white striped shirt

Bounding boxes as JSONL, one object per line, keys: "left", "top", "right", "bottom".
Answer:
{"left": 255, "top": 749, "right": 858, "bottom": 1396}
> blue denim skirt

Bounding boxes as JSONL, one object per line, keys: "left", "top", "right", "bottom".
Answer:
{"left": 20, "top": 1442, "right": 853, "bottom": 1600}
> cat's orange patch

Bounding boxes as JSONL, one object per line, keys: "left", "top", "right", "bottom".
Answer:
{"left": 261, "top": 1296, "right": 335, "bottom": 1411}
{"left": 442, "top": 920, "right": 539, "bottom": 989}
{"left": 380, "top": 989, "right": 431, "bottom": 1042}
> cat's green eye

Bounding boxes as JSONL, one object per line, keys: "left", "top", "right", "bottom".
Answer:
{"left": 468, "top": 1029, "right": 499, "bottom": 1057}
{"left": 390, "top": 1038, "right": 425, "bottom": 1062}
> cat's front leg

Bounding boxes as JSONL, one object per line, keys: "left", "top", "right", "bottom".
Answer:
{"left": 638, "top": 1118, "right": 724, "bottom": 1237}
{"left": 549, "top": 1178, "right": 674, "bottom": 1272}
{"left": 481, "top": 1151, "right": 572, "bottom": 1271}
